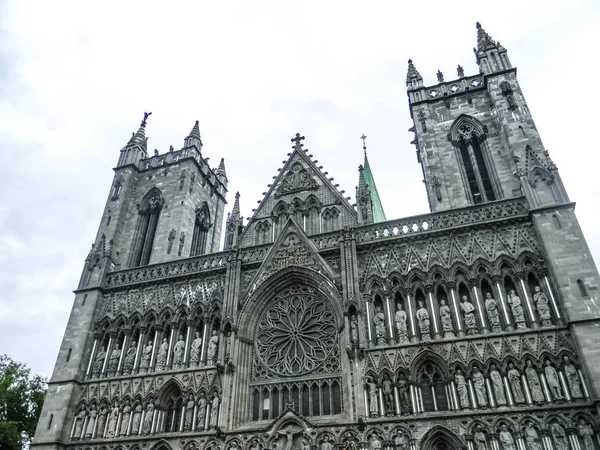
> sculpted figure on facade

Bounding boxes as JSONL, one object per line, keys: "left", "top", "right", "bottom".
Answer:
{"left": 371, "top": 436, "right": 382, "bottom": 450}
{"left": 173, "top": 334, "right": 185, "bottom": 369}
{"left": 544, "top": 360, "right": 564, "bottom": 400}
{"left": 73, "top": 407, "right": 85, "bottom": 439}
{"left": 525, "top": 360, "right": 545, "bottom": 404}
{"left": 84, "top": 406, "right": 96, "bottom": 439}
{"left": 131, "top": 404, "right": 142, "bottom": 435}
{"left": 395, "top": 303, "right": 408, "bottom": 343}
{"left": 184, "top": 395, "right": 195, "bottom": 431}
{"left": 142, "top": 402, "right": 154, "bottom": 435}
{"left": 155, "top": 337, "right": 169, "bottom": 371}
{"left": 206, "top": 330, "right": 219, "bottom": 366}
{"left": 509, "top": 290, "right": 527, "bottom": 329}
{"left": 550, "top": 423, "right": 570, "bottom": 450}
{"left": 139, "top": 340, "right": 153, "bottom": 373}
{"left": 499, "top": 425, "right": 516, "bottom": 450}
{"left": 484, "top": 292, "right": 502, "bottom": 332}
{"left": 455, "top": 368, "right": 470, "bottom": 409}
{"left": 578, "top": 419, "right": 595, "bottom": 450}
{"left": 524, "top": 423, "right": 543, "bottom": 450}
{"left": 277, "top": 426, "right": 302, "bottom": 450}
{"left": 397, "top": 373, "right": 411, "bottom": 414}
{"left": 563, "top": 355, "right": 584, "bottom": 399}
{"left": 350, "top": 316, "right": 359, "bottom": 344}
{"left": 321, "top": 436, "right": 333, "bottom": 450}
{"left": 439, "top": 298, "right": 455, "bottom": 338}
{"left": 107, "top": 343, "right": 121, "bottom": 376}
{"left": 106, "top": 401, "right": 119, "bottom": 438}
{"left": 366, "top": 376, "right": 379, "bottom": 417}
{"left": 395, "top": 433, "right": 408, "bottom": 450}
{"left": 122, "top": 341, "right": 137, "bottom": 375}
{"left": 507, "top": 363, "right": 525, "bottom": 404}
{"left": 96, "top": 405, "right": 107, "bottom": 438}
{"left": 120, "top": 401, "right": 131, "bottom": 436}
{"left": 92, "top": 345, "right": 106, "bottom": 378}
{"left": 209, "top": 393, "right": 220, "bottom": 428}
{"left": 382, "top": 374, "right": 395, "bottom": 414}
{"left": 189, "top": 332, "right": 202, "bottom": 366}
{"left": 490, "top": 364, "right": 507, "bottom": 406}
{"left": 472, "top": 366, "right": 488, "bottom": 408}
{"left": 196, "top": 393, "right": 207, "bottom": 430}
{"left": 225, "top": 331, "right": 232, "bottom": 359}
{"left": 415, "top": 300, "right": 431, "bottom": 341}
{"left": 374, "top": 306, "right": 387, "bottom": 345}
{"left": 474, "top": 425, "right": 487, "bottom": 450}
{"left": 533, "top": 286, "right": 552, "bottom": 326}
{"left": 460, "top": 295, "right": 478, "bottom": 334}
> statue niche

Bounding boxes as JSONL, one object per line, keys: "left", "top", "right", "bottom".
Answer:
{"left": 275, "top": 162, "right": 318, "bottom": 197}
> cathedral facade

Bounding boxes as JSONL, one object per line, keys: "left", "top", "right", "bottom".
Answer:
{"left": 32, "top": 23, "right": 600, "bottom": 450}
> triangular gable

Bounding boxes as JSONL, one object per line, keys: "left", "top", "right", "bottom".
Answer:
{"left": 241, "top": 139, "right": 356, "bottom": 238}
{"left": 267, "top": 406, "right": 315, "bottom": 433}
{"left": 246, "top": 218, "right": 338, "bottom": 294}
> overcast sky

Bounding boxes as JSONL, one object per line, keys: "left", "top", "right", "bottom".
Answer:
{"left": 1, "top": 1, "right": 599, "bottom": 378}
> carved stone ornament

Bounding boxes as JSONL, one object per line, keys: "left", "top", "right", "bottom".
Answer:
{"left": 255, "top": 285, "right": 337, "bottom": 376}
{"left": 275, "top": 161, "right": 318, "bottom": 197}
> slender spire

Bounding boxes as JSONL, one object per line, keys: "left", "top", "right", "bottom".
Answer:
{"left": 216, "top": 158, "right": 227, "bottom": 180}
{"left": 130, "top": 112, "right": 151, "bottom": 148}
{"left": 231, "top": 192, "right": 241, "bottom": 220}
{"left": 476, "top": 22, "right": 498, "bottom": 52}
{"left": 406, "top": 59, "right": 423, "bottom": 87}
{"left": 184, "top": 120, "right": 203, "bottom": 149}
{"left": 362, "top": 148, "right": 386, "bottom": 223}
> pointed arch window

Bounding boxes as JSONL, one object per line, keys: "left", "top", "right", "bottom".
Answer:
{"left": 417, "top": 361, "right": 448, "bottom": 412}
{"left": 191, "top": 203, "right": 211, "bottom": 256}
{"left": 450, "top": 117, "right": 497, "bottom": 204}
{"left": 130, "top": 190, "right": 164, "bottom": 267}
{"left": 161, "top": 384, "right": 183, "bottom": 433}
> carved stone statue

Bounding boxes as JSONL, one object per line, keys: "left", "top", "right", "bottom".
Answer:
{"left": 106, "top": 401, "right": 119, "bottom": 438}
{"left": 173, "top": 335, "right": 185, "bottom": 369}
{"left": 507, "top": 363, "right": 525, "bottom": 404}
{"left": 374, "top": 307, "right": 387, "bottom": 345}
{"left": 322, "top": 436, "right": 333, "bottom": 450}
{"left": 184, "top": 395, "right": 195, "bottom": 431}
{"left": 206, "top": 330, "right": 219, "bottom": 366}
{"left": 490, "top": 364, "right": 507, "bottom": 406}
{"left": 524, "top": 422, "right": 543, "bottom": 450}
{"left": 131, "top": 404, "right": 142, "bottom": 435}
{"left": 196, "top": 393, "right": 207, "bottom": 430}
{"left": 83, "top": 406, "right": 95, "bottom": 438}
{"left": 155, "top": 337, "right": 169, "bottom": 371}
{"left": 92, "top": 346, "right": 106, "bottom": 378}
{"left": 484, "top": 293, "right": 502, "bottom": 333}
{"left": 563, "top": 355, "right": 583, "bottom": 399}
{"left": 455, "top": 368, "right": 469, "bottom": 408}
{"left": 371, "top": 436, "right": 382, "bottom": 450}
{"left": 73, "top": 408, "right": 85, "bottom": 439}
{"left": 119, "top": 401, "right": 131, "bottom": 436}
{"left": 578, "top": 419, "right": 595, "bottom": 450}
{"left": 366, "top": 376, "right": 379, "bottom": 417}
{"left": 397, "top": 373, "right": 411, "bottom": 414}
{"left": 382, "top": 374, "right": 395, "bottom": 414}
{"left": 525, "top": 360, "right": 545, "bottom": 404}
{"left": 276, "top": 425, "right": 302, "bottom": 450}
{"left": 350, "top": 316, "right": 359, "bottom": 344}
{"left": 550, "top": 423, "right": 570, "bottom": 450}
{"left": 107, "top": 344, "right": 121, "bottom": 376}
{"left": 139, "top": 340, "right": 153, "bottom": 373}
{"left": 509, "top": 290, "right": 527, "bottom": 329}
{"left": 189, "top": 332, "right": 202, "bottom": 366}
{"left": 439, "top": 299, "right": 455, "bottom": 338}
{"left": 474, "top": 425, "right": 487, "bottom": 450}
{"left": 460, "top": 295, "right": 478, "bottom": 335}
{"left": 472, "top": 366, "right": 488, "bottom": 408}
{"left": 142, "top": 402, "right": 153, "bottom": 435}
{"left": 122, "top": 341, "right": 137, "bottom": 375}
{"left": 533, "top": 286, "right": 552, "bottom": 326}
{"left": 544, "top": 360, "right": 564, "bottom": 400}
{"left": 209, "top": 393, "right": 220, "bottom": 428}
{"left": 415, "top": 300, "right": 431, "bottom": 341}
{"left": 96, "top": 405, "right": 107, "bottom": 438}
{"left": 499, "top": 425, "right": 516, "bottom": 450}
{"left": 225, "top": 332, "right": 232, "bottom": 359}
{"left": 395, "top": 303, "right": 408, "bottom": 343}
{"left": 395, "top": 433, "right": 408, "bottom": 450}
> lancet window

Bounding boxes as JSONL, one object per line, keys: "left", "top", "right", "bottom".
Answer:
{"left": 130, "top": 190, "right": 164, "bottom": 267}
{"left": 190, "top": 202, "right": 211, "bottom": 256}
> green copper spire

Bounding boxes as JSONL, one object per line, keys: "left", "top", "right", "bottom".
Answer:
{"left": 361, "top": 135, "right": 386, "bottom": 223}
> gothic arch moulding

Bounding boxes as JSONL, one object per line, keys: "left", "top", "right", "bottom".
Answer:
{"left": 448, "top": 114, "right": 487, "bottom": 144}
{"left": 420, "top": 425, "right": 465, "bottom": 450}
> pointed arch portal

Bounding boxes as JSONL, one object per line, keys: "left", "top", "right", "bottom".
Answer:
{"left": 420, "top": 426, "right": 464, "bottom": 450}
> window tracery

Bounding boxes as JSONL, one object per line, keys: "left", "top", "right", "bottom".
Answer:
{"left": 130, "top": 190, "right": 164, "bottom": 267}
{"left": 191, "top": 203, "right": 212, "bottom": 256}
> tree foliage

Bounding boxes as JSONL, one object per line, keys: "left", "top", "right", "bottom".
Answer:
{"left": 0, "top": 355, "right": 47, "bottom": 450}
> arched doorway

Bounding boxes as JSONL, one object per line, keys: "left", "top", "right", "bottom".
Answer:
{"left": 420, "top": 426, "right": 464, "bottom": 450}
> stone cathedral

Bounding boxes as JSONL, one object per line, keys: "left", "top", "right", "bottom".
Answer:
{"left": 33, "top": 23, "right": 600, "bottom": 450}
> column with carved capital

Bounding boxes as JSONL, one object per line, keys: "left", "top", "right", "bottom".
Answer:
{"left": 133, "top": 328, "right": 145, "bottom": 373}
{"left": 568, "top": 429, "right": 582, "bottom": 450}
{"left": 149, "top": 326, "right": 162, "bottom": 371}
{"left": 447, "top": 282, "right": 465, "bottom": 337}
{"left": 516, "top": 272, "right": 539, "bottom": 328}
{"left": 469, "top": 279, "right": 489, "bottom": 334}
{"left": 183, "top": 320, "right": 194, "bottom": 365}
{"left": 117, "top": 329, "right": 131, "bottom": 375}
{"left": 86, "top": 334, "right": 100, "bottom": 378}
{"left": 363, "top": 294, "right": 374, "bottom": 347}
{"left": 404, "top": 288, "right": 418, "bottom": 343}
{"left": 540, "top": 269, "right": 564, "bottom": 326}
{"left": 102, "top": 333, "right": 115, "bottom": 377}
{"left": 383, "top": 291, "right": 396, "bottom": 344}
{"left": 426, "top": 285, "right": 441, "bottom": 340}
{"left": 492, "top": 276, "right": 513, "bottom": 331}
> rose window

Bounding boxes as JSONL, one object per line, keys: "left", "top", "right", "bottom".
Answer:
{"left": 255, "top": 286, "right": 337, "bottom": 376}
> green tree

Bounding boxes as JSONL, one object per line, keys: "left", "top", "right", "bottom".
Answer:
{"left": 0, "top": 355, "right": 47, "bottom": 450}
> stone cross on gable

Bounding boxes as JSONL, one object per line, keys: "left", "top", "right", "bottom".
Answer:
{"left": 291, "top": 133, "right": 305, "bottom": 151}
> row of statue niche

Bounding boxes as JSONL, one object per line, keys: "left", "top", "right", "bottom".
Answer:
{"left": 472, "top": 420, "right": 596, "bottom": 450}
{"left": 368, "top": 286, "right": 553, "bottom": 345}
{"left": 364, "top": 373, "right": 412, "bottom": 417}
{"left": 451, "top": 356, "right": 583, "bottom": 409}
{"left": 91, "top": 328, "right": 230, "bottom": 378}
{"left": 72, "top": 393, "right": 221, "bottom": 440}
{"left": 267, "top": 427, "right": 341, "bottom": 450}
